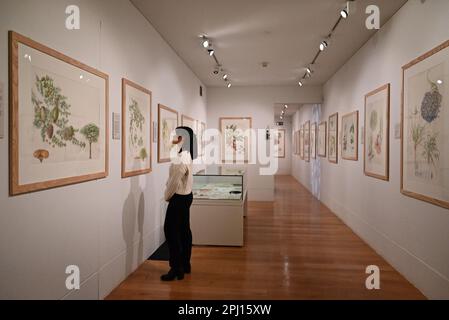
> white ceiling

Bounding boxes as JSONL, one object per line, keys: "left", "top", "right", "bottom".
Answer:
{"left": 131, "top": 0, "right": 406, "bottom": 87}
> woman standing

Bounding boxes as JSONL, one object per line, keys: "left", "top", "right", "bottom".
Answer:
{"left": 161, "top": 127, "right": 197, "bottom": 281}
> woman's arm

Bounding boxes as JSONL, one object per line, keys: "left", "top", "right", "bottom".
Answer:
{"left": 164, "top": 164, "right": 187, "bottom": 201}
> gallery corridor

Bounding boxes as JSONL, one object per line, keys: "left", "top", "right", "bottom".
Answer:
{"left": 107, "top": 176, "right": 424, "bottom": 300}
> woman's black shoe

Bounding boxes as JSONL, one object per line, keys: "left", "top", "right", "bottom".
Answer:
{"left": 160, "top": 269, "right": 184, "bottom": 281}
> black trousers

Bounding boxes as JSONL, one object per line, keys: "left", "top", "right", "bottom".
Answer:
{"left": 164, "top": 193, "right": 193, "bottom": 272}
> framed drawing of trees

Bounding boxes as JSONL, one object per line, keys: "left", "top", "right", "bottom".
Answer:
{"left": 121, "top": 78, "right": 152, "bottom": 178}
{"left": 318, "top": 121, "right": 327, "bottom": 157}
{"left": 311, "top": 122, "right": 317, "bottom": 159}
{"left": 158, "top": 104, "right": 178, "bottom": 163}
{"left": 341, "top": 111, "right": 358, "bottom": 161}
{"left": 220, "top": 117, "right": 252, "bottom": 163}
{"left": 9, "top": 31, "right": 109, "bottom": 195}
{"left": 401, "top": 40, "right": 449, "bottom": 209}
{"left": 304, "top": 121, "right": 310, "bottom": 162}
{"left": 274, "top": 129, "right": 285, "bottom": 158}
{"left": 328, "top": 113, "right": 338, "bottom": 163}
{"left": 364, "top": 84, "right": 390, "bottom": 180}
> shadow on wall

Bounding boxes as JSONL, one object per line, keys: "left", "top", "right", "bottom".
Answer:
{"left": 122, "top": 177, "right": 145, "bottom": 275}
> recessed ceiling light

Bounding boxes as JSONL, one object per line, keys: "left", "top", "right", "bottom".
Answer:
{"left": 79, "top": 75, "right": 84, "bottom": 79}
{"left": 437, "top": 79, "right": 443, "bottom": 84}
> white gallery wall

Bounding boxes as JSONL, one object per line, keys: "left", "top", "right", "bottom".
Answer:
{"left": 207, "top": 86, "right": 322, "bottom": 201}
{"left": 0, "top": 0, "right": 207, "bottom": 299}
{"left": 292, "top": 0, "right": 449, "bottom": 299}
{"left": 274, "top": 118, "right": 292, "bottom": 175}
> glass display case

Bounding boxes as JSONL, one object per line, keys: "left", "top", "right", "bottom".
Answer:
{"left": 193, "top": 166, "right": 245, "bottom": 200}
{"left": 191, "top": 165, "right": 247, "bottom": 246}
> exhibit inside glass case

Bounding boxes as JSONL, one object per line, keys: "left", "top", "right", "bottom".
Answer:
{"left": 193, "top": 166, "right": 246, "bottom": 200}
{"left": 191, "top": 166, "right": 247, "bottom": 246}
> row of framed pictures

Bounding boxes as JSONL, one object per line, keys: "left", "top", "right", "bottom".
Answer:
{"left": 8, "top": 31, "right": 207, "bottom": 196}
{"left": 293, "top": 38, "right": 449, "bottom": 210}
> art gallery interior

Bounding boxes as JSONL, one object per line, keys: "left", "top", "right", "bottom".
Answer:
{"left": 1, "top": 0, "right": 449, "bottom": 300}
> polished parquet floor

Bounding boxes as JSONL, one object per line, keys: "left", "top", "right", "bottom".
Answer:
{"left": 107, "top": 175, "right": 425, "bottom": 299}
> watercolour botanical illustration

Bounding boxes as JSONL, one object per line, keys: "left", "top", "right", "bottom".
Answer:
{"left": 304, "top": 122, "right": 310, "bottom": 161}
{"left": 407, "top": 69, "right": 443, "bottom": 181}
{"left": 128, "top": 99, "right": 147, "bottom": 161}
{"left": 311, "top": 123, "right": 316, "bottom": 159}
{"left": 31, "top": 75, "right": 99, "bottom": 163}
{"left": 274, "top": 129, "right": 285, "bottom": 157}
{"left": 328, "top": 114, "right": 338, "bottom": 162}
{"left": 402, "top": 41, "right": 449, "bottom": 209}
{"left": 364, "top": 84, "right": 389, "bottom": 179}
{"left": 221, "top": 118, "right": 251, "bottom": 162}
{"left": 318, "top": 122, "right": 326, "bottom": 157}
{"left": 341, "top": 112, "right": 357, "bottom": 160}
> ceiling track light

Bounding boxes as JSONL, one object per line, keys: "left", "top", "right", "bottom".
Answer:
{"left": 227, "top": 83, "right": 232, "bottom": 88}
{"left": 284, "top": 104, "right": 288, "bottom": 109}
{"left": 208, "top": 49, "right": 215, "bottom": 56}
{"left": 340, "top": 8, "right": 348, "bottom": 18}
{"left": 306, "top": 66, "right": 312, "bottom": 74}
{"left": 319, "top": 40, "right": 328, "bottom": 51}
{"left": 201, "top": 36, "right": 210, "bottom": 48}
{"left": 223, "top": 74, "right": 228, "bottom": 80}
{"left": 298, "top": 80, "right": 303, "bottom": 87}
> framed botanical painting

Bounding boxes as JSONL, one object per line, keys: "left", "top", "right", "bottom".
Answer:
{"left": 318, "top": 121, "right": 327, "bottom": 157}
{"left": 274, "top": 129, "right": 285, "bottom": 158}
{"left": 401, "top": 40, "right": 449, "bottom": 209}
{"left": 121, "top": 78, "right": 152, "bottom": 178}
{"left": 199, "top": 122, "right": 206, "bottom": 156}
{"left": 328, "top": 113, "right": 338, "bottom": 163}
{"left": 304, "top": 121, "right": 310, "bottom": 162}
{"left": 311, "top": 122, "right": 317, "bottom": 159}
{"left": 341, "top": 111, "right": 359, "bottom": 161}
{"left": 364, "top": 84, "right": 390, "bottom": 180}
{"left": 300, "top": 127, "right": 304, "bottom": 160}
{"left": 220, "top": 117, "right": 252, "bottom": 163}
{"left": 181, "top": 114, "right": 196, "bottom": 132}
{"left": 158, "top": 104, "right": 178, "bottom": 163}
{"left": 9, "top": 31, "right": 108, "bottom": 195}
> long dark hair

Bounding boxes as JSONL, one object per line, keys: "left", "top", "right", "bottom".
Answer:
{"left": 175, "top": 126, "right": 198, "bottom": 160}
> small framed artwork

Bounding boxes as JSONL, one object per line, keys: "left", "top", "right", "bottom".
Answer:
{"left": 182, "top": 114, "right": 196, "bottom": 132}
{"left": 401, "top": 39, "right": 449, "bottom": 209}
{"left": 274, "top": 129, "right": 285, "bottom": 158}
{"left": 300, "top": 126, "right": 304, "bottom": 160}
{"left": 9, "top": 31, "right": 109, "bottom": 195}
{"left": 341, "top": 111, "right": 359, "bottom": 161}
{"left": 199, "top": 122, "right": 206, "bottom": 156}
{"left": 121, "top": 78, "right": 152, "bottom": 178}
{"left": 220, "top": 117, "right": 252, "bottom": 163}
{"left": 311, "top": 122, "right": 317, "bottom": 159}
{"left": 318, "top": 121, "right": 327, "bottom": 157}
{"left": 158, "top": 104, "right": 178, "bottom": 163}
{"left": 328, "top": 113, "right": 338, "bottom": 163}
{"left": 364, "top": 84, "right": 390, "bottom": 181}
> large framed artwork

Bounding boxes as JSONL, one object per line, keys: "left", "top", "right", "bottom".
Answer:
{"left": 274, "top": 129, "right": 285, "bottom": 158}
{"left": 401, "top": 40, "right": 449, "bottom": 209}
{"left": 328, "top": 113, "right": 338, "bottom": 163}
{"left": 9, "top": 31, "right": 108, "bottom": 195}
{"left": 158, "top": 104, "right": 178, "bottom": 163}
{"left": 311, "top": 122, "right": 317, "bottom": 159}
{"left": 364, "top": 84, "right": 390, "bottom": 180}
{"left": 300, "top": 126, "right": 304, "bottom": 160}
{"left": 121, "top": 78, "right": 152, "bottom": 178}
{"left": 341, "top": 111, "right": 359, "bottom": 161}
{"left": 304, "top": 121, "right": 310, "bottom": 162}
{"left": 220, "top": 117, "right": 252, "bottom": 163}
{"left": 318, "top": 121, "right": 327, "bottom": 157}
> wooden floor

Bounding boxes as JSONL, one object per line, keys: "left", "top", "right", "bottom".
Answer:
{"left": 107, "top": 175, "right": 425, "bottom": 300}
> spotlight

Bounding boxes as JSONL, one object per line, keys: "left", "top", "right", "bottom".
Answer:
{"left": 284, "top": 105, "right": 288, "bottom": 109}
{"left": 437, "top": 79, "right": 443, "bottom": 84}
{"left": 340, "top": 9, "right": 348, "bottom": 18}
{"left": 298, "top": 81, "right": 303, "bottom": 87}
{"left": 208, "top": 49, "right": 214, "bottom": 56}
{"left": 227, "top": 83, "right": 232, "bottom": 88}
{"left": 319, "top": 40, "right": 328, "bottom": 51}
{"left": 223, "top": 74, "right": 228, "bottom": 80}
{"left": 306, "top": 66, "right": 312, "bottom": 74}
{"left": 202, "top": 36, "right": 209, "bottom": 48}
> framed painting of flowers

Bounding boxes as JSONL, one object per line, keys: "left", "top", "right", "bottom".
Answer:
{"left": 401, "top": 39, "right": 449, "bottom": 209}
